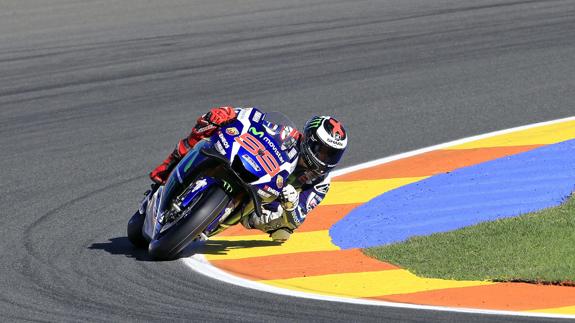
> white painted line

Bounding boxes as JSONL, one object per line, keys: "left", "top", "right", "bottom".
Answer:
{"left": 182, "top": 116, "right": 575, "bottom": 319}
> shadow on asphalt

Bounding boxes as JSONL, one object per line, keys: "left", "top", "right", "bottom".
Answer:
{"left": 181, "top": 239, "right": 283, "bottom": 257}
{"left": 88, "top": 237, "right": 155, "bottom": 261}
{"left": 89, "top": 237, "right": 282, "bottom": 261}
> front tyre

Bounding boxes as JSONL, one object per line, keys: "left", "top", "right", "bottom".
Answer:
{"left": 148, "top": 186, "right": 230, "bottom": 260}
{"left": 127, "top": 211, "right": 148, "bottom": 248}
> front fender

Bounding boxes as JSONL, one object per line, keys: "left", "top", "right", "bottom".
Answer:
{"left": 143, "top": 186, "right": 163, "bottom": 241}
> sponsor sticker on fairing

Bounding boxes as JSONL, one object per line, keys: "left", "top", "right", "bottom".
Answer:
{"left": 226, "top": 127, "right": 240, "bottom": 136}
{"left": 262, "top": 136, "right": 285, "bottom": 163}
{"left": 237, "top": 109, "right": 248, "bottom": 120}
{"left": 252, "top": 111, "right": 263, "bottom": 123}
{"left": 263, "top": 123, "right": 279, "bottom": 136}
{"left": 276, "top": 175, "right": 284, "bottom": 188}
{"left": 242, "top": 154, "right": 261, "bottom": 172}
{"left": 218, "top": 132, "right": 230, "bottom": 149}
{"left": 215, "top": 141, "right": 226, "bottom": 155}
{"left": 249, "top": 127, "right": 264, "bottom": 138}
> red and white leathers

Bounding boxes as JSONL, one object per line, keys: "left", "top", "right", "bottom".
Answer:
{"left": 149, "top": 106, "right": 333, "bottom": 242}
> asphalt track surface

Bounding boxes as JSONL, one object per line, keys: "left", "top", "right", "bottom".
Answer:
{"left": 1, "top": 0, "right": 574, "bottom": 322}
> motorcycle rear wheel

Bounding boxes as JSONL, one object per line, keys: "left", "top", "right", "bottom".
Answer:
{"left": 148, "top": 186, "right": 230, "bottom": 260}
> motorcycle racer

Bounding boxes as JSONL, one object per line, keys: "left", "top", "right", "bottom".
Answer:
{"left": 149, "top": 106, "right": 348, "bottom": 242}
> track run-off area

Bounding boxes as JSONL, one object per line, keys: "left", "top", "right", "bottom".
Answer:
{"left": 186, "top": 116, "right": 575, "bottom": 319}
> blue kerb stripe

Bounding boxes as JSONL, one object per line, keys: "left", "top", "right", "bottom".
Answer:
{"left": 330, "top": 139, "right": 575, "bottom": 249}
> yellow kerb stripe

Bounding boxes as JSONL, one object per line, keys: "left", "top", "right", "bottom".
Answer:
{"left": 323, "top": 177, "right": 428, "bottom": 205}
{"left": 527, "top": 305, "right": 575, "bottom": 315}
{"left": 204, "top": 230, "right": 339, "bottom": 261}
{"left": 261, "top": 269, "right": 493, "bottom": 298}
{"left": 449, "top": 120, "right": 575, "bottom": 149}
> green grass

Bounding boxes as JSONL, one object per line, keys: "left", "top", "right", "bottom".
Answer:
{"left": 363, "top": 195, "right": 575, "bottom": 283}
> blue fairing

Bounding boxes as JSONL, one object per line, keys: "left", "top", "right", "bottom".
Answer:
{"left": 159, "top": 140, "right": 212, "bottom": 215}
{"left": 218, "top": 120, "right": 268, "bottom": 180}
{"left": 217, "top": 109, "right": 295, "bottom": 202}
{"left": 181, "top": 177, "right": 219, "bottom": 208}
{"left": 213, "top": 118, "right": 244, "bottom": 161}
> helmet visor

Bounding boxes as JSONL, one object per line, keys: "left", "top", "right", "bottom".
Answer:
{"left": 307, "top": 138, "right": 344, "bottom": 168}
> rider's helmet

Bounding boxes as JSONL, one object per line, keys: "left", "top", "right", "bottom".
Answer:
{"left": 300, "top": 116, "right": 348, "bottom": 175}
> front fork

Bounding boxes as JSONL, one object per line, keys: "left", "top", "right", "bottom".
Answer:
{"left": 151, "top": 176, "right": 216, "bottom": 239}
{"left": 151, "top": 176, "right": 246, "bottom": 240}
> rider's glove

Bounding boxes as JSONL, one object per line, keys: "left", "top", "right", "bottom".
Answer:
{"left": 203, "top": 106, "right": 237, "bottom": 126}
{"left": 279, "top": 185, "right": 299, "bottom": 212}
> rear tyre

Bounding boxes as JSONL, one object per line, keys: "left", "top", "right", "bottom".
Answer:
{"left": 127, "top": 211, "right": 148, "bottom": 248}
{"left": 148, "top": 186, "right": 230, "bottom": 260}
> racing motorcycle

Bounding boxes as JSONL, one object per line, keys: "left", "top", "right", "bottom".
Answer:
{"left": 127, "top": 108, "right": 300, "bottom": 260}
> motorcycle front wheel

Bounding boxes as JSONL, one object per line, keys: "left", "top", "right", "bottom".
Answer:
{"left": 127, "top": 210, "right": 148, "bottom": 248}
{"left": 148, "top": 186, "right": 230, "bottom": 260}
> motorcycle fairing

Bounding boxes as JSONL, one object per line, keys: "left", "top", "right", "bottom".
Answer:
{"left": 218, "top": 108, "right": 299, "bottom": 203}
